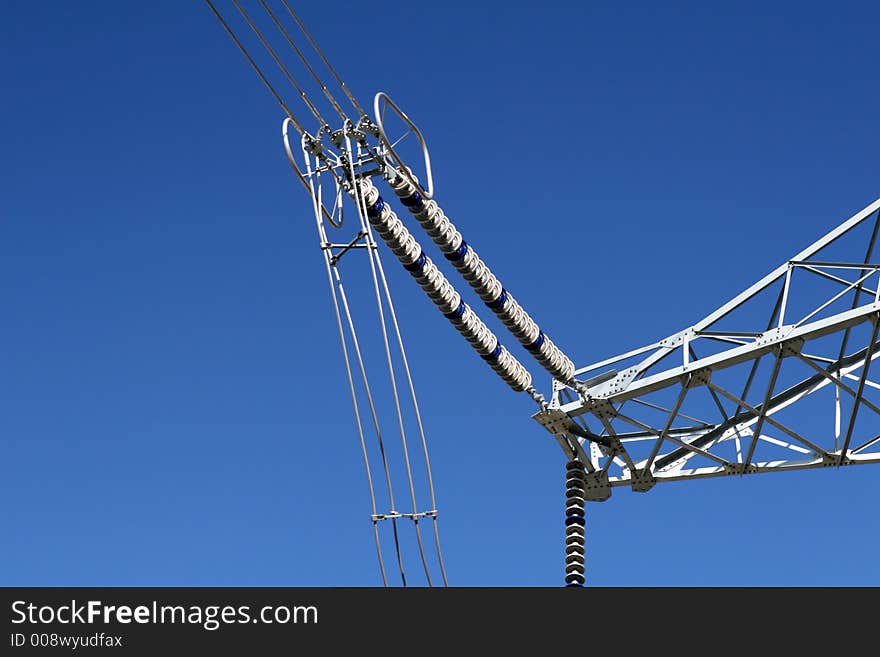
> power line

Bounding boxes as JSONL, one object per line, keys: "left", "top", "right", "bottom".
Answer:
{"left": 257, "top": 0, "right": 351, "bottom": 122}
{"left": 278, "top": 0, "right": 367, "bottom": 117}
{"left": 204, "top": 0, "right": 305, "bottom": 134}
{"left": 230, "top": 0, "right": 329, "bottom": 128}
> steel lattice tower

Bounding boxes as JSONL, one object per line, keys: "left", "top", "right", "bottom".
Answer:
{"left": 206, "top": 1, "right": 880, "bottom": 586}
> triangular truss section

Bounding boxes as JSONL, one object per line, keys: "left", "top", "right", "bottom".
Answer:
{"left": 535, "top": 198, "right": 880, "bottom": 500}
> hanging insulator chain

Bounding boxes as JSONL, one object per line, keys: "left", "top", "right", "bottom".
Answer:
{"left": 385, "top": 172, "right": 576, "bottom": 382}
{"left": 356, "top": 177, "right": 534, "bottom": 393}
{"left": 565, "top": 460, "right": 587, "bottom": 587}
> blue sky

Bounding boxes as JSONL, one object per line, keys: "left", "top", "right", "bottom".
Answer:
{"left": 3, "top": 0, "right": 879, "bottom": 586}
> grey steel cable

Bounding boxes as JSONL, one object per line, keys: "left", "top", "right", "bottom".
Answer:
{"left": 221, "top": 1, "right": 345, "bottom": 194}
{"left": 205, "top": 0, "right": 304, "bottom": 133}
{"left": 306, "top": 158, "right": 389, "bottom": 585}
{"left": 300, "top": 125, "right": 447, "bottom": 586}
{"left": 348, "top": 134, "right": 449, "bottom": 584}
{"left": 304, "top": 143, "right": 407, "bottom": 586}
{"left": 257, "top": 0, "right": 351, "bottom": 122}
{"left": 320, "top": 241, "right": 389, "bottom": 586}
{"left": 371, "top": 251, "right": 449, "bottom": 586}
{"left": 304, "top": 162, "right": 407, "bottom": 587}
{"left": 319, "top": 133, "right": 448, "bottom": 585}
{"left": 230, "top": 0, "right": 329, "bottom": 127}
{"left": 346, "top": 145, "right": 434, "bottom": 585}
{"left": 364, "top": 225, "right": 434, "bottom": 586}
{"left": 210, "top": 0, "right": 388, "bottom": 581}
{"left": 278, "top": 0, "right": 368, "bottom": 117}
{"left": 333, "top": 268, "right": 408, "bottom": 587}
{"left": 208, "top": 1, "right": 340, "bottom": 227}
{"left": 210, "top": 2, "right": 424, "bottom": 586}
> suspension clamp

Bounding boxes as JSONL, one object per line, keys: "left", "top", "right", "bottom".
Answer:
{"left": 371, "top": 511, "right": 402, "bottom": 522}
{"left": 303, "top": 133, "right": 324, "bottom": 156}
{"left": 329, "top": 128, "right": 346, "bottom": 148}
{"left": 345, "top": 120, "right": 369, "bottom": 143}
{"left": 357, "top": 115, "right": 380, "bottom": 137}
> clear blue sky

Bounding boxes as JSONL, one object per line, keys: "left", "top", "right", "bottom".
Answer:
{"left": 3, "top": 0, "right": 879, "bottom": 586}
